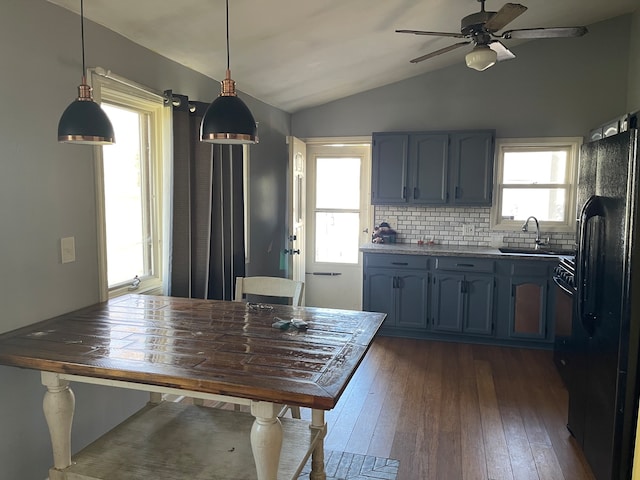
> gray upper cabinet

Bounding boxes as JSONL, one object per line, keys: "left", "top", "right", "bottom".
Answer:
{"left": 371, "top": 133, "right": 408, "bottom": 204}
{"left": 410, "top": 133, "right": 449, "bottom": 204}
{"left": 371, "top": 130, "right": 494, "bottom": 206}
{"left": 450, "top": 132, "right": 495, "bottom": 205}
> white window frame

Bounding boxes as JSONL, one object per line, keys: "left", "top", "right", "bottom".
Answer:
{"left": 491, "top": 137, "right": 582, "bottom": 233}
{"left": 91, "top": 69, "right": 169, "bottom": 300}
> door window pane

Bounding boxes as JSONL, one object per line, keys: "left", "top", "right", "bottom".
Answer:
{"left": 316, "top": 157, "right": 360, "bottom": 209}
{"left": 315, "top": 212, "right": 359, "bottom": 263}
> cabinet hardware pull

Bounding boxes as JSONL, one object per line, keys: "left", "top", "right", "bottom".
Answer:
{"left": 413, "top": 187, "right": 418, "bottom": 199}
{"left": 402, "top": 186, "right": 407, "bottom": 199}
{"left": 391, "top": 262, "right": 408, "bottom": 265}
{"left": 456, "top": 263, "right": 474, "bottom": 267}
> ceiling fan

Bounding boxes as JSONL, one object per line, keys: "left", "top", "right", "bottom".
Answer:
{"left": 396, "top": 0, "right": 588, "bottom": 71}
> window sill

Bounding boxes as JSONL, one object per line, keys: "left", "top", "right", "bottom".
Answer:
{"left": 109, "top": 281, "right": 164, "bottom": 299}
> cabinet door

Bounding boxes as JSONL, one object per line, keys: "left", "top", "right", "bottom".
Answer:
{"left": 371, "top": 133, "right": 408, "bottom": 204}
{"left": 410, "top": 133, "right": 448, "bottom": 204}
{"left": 363, "top": 268, "right": 397, "bottom": 327}
{"left": 464, "top": 274, "right": 494, "bottom": 335}
{"left": 508, "top": 276, "right": 547, "bottom": 339}
{"left": 449, "top": 131, "right": 494, "bottom": 205}
{"left": 396, "top": 272, "right": 429, "bottom": 329}
{"left": 432, "top": 273, "right": 465, "bottom": 332}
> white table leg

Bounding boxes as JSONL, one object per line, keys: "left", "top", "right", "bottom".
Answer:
{"left": 41, "top": 372, "right": 75, "bottom": 474}
{"left": 250, "top": 401, "right": 283, "bottom": 480}
{"left": 310, "top": 409, "right": 327, "bottom": 480}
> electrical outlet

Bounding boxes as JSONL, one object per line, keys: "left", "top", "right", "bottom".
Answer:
{"left": 462, "top": 224, "right": 475, "bottom": 236}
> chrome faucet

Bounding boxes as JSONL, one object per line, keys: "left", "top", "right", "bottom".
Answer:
{"left": 521, "top": 216, "right": 547, "bottom": 249}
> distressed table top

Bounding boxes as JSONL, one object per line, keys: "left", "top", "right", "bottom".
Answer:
{"left": 0, "top": 294, "right": 385, "bottom": 410}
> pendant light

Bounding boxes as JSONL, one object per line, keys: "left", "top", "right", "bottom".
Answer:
{"left": 200, "top": 0, "right": 258, "bottom": 144}
{"left": 58, "top": 0, "right": 115, "bottom": 145}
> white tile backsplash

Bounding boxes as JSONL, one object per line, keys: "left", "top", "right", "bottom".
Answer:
{"left": 374, "top": 205, "right": 576, "bottom": 250}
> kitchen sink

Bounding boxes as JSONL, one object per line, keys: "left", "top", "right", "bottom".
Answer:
{"left": 498, "top": 247, "right": 576, "bottom": 256}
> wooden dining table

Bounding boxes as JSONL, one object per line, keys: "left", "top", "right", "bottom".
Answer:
{"left": 0, "top": 294, "right": 385, "bottom": 480}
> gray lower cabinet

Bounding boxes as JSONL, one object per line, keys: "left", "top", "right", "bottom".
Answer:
{"left": 363, "top": 252, "right": 557, "bottom": 347}
{"left": 432, "top": 273, "right": 494, "bottom": 335}
{"left": 431, "top": 258, "right": 495, "bottom": 336}
{"left": 363, "top": 254, "right": 429, "bottom": 331}
{"left": 495, "top": 259, "right": 556, "bottom": 344}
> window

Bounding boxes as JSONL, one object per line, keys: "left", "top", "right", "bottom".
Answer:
{"left": 313, "top": 156, "right": 362, "bottom": 264}
{"left": 91, "top": 71, "right": 168, "bottom": 299}
{"left": 491, "top": 137, "right": 581, "bottom": 232}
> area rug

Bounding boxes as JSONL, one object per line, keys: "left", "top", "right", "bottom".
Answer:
{"left": 298, "top": 449, "right": 400, "bottom": 479}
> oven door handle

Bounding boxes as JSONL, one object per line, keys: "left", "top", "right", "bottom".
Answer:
{"left": 553, "top": 275, "right": 574, "bottom": 296}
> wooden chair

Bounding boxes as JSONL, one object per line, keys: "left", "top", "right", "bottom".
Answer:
{"left": 234, "top": 276, "right": 304, "bottom": 306}
{"left": 200, "top": 276, "right": 304, "bottom": 419}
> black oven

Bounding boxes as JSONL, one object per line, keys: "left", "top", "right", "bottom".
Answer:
{"left": 552, "top": 256, "right": 576, "bottom": 386}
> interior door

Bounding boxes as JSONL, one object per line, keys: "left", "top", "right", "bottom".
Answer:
{"left": 287, "top": 136, "right": 306, "bottom": 302}
{"left": 305, "top": 142, "right": 371, "bottom": 310}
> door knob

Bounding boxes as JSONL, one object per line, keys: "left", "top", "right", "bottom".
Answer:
{"left": 284, "top": 249, "right": 301, "bottom": 255}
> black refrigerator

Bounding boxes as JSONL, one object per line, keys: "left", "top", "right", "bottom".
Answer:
{"left": 568, "top": 129, "right": 640, "bottom": 479}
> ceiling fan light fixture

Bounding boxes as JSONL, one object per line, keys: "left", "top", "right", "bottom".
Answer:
{"left": 465, "top": 44, "right": 498, "bottom": 71}
{"left": 58, "top": 0, "right": 115, "bottom": 145}
{"left": 200, "top": 0, "right": 258, "bottom": 145}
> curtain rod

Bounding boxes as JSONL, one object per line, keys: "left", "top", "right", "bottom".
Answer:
{"left": 91, "top": 67, "right": 164, "bottom": 100}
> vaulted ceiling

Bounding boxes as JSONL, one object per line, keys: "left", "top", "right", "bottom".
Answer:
{"left": 48, "top": 0, "right": 638, "bottom": 113}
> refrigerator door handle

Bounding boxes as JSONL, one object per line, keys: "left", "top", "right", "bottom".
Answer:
{"left": 577, "top": 194, "right": 604, "bottom": 336}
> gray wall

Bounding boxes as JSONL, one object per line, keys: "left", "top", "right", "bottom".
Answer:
{"left": 628, "top": 8, "right": 640, "bottom": 112}
{"left": 0, "top": 1, "right": 290, "bottom": 477}
{"left": 292, "top": 14, "right": 634, "bottom": 139}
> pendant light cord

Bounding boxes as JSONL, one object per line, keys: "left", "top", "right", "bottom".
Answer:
{"left": 225, "top": 0, "right": 230, "bottom": 70}
{"left": 80, "top": 0, "right": 86, "bottom": 78}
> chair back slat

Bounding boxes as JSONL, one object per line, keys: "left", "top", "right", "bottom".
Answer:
{"left": 234, "top": 276, "right": 304, "bottom": 306}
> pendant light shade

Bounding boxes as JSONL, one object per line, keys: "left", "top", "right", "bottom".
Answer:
{"left": 58, "top": 0, "right": 115, "bottom": 145}
{"left": 58, "top": 82, "right": 115, "bottom": 144}
{"left": 200, "top": 0, "right": 258, "bottom": 144}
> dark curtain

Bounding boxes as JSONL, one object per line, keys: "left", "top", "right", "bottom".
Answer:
{"left": 167, "top": 91, "right": 245, "bottom": 300}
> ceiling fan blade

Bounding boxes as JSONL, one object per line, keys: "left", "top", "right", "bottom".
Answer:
{"left": 501, "top": 26, "right": 588, "bottom": 39}
{"left": 409, "top": 41, "right": 471, "bottom": 64}
{"left": 484, "top": 3, "right": 528, "bottom": 32}
{"left": 489, "top": 41, "right": 516, "bottom": 62}
{"left": 396, "top": 29, "right": 467, "bottom": 39}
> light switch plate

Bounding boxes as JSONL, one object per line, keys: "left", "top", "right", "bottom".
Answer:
{"left": 61, "top": 236, "right": 76, "bottom": 264}
{"left": 462, "top": 224, "right": 475, "bottom": 236}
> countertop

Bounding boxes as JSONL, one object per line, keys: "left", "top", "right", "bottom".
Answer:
{"left": 360, "top": 242, "right": 574, "bottom": 260}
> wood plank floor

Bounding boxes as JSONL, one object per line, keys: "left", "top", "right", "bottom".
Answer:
{"left": 295, "top": 336, "right": 596, "bottom": 480}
